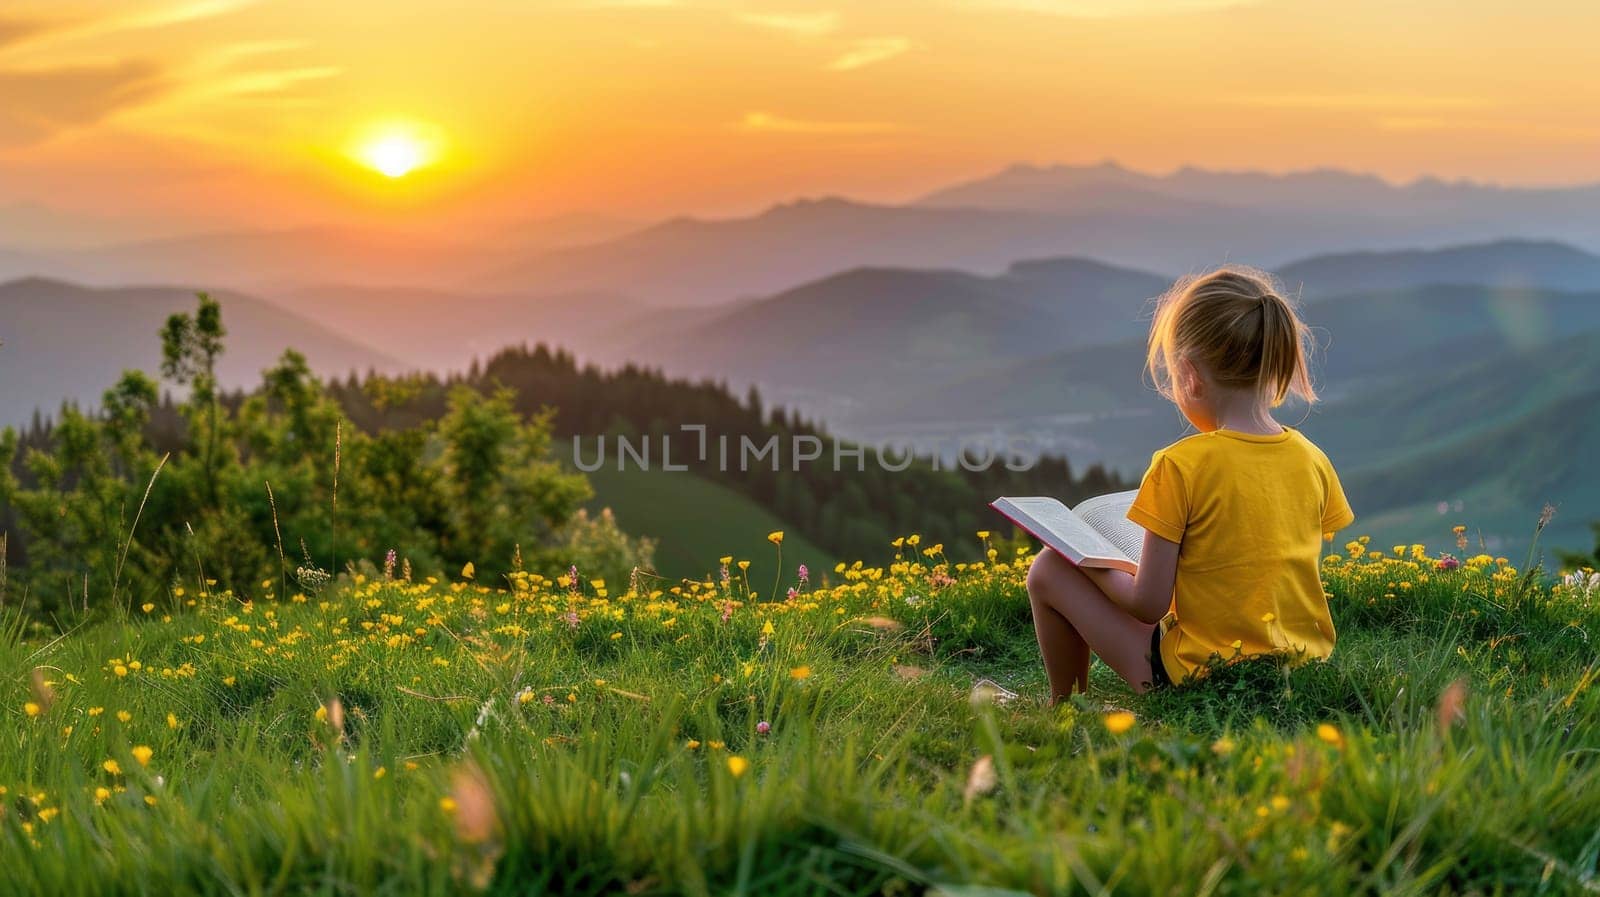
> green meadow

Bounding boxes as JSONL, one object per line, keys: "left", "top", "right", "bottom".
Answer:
{"left": 5, "top": 531, "right": 1599, "bottom": 895}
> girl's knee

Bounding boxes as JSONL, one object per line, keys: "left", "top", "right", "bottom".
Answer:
{"left": 1026, "top": 550, "right": 1070, "bottom": 597}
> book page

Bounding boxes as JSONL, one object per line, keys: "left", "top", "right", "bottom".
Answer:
{"left": 990, "top": 496, "right": 1134, "bottom": 573}
{"left": 1072, "top": 490, "right": 1144, "bottom": 565}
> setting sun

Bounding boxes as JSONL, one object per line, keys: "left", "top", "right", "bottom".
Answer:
{"left": 365, "top": 135, "right": 424, "bottom": 178}
{"left": 353, "top": 123, "right": 442, "bottom": 179}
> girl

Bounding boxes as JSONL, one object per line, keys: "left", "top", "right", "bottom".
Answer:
{"left": 1027, "top": 266, "right": 1354, "bottom": 699}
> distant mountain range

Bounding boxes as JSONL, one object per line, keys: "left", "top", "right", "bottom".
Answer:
{"left": 0, "top": 278, "right": 402, "bottom": 423}
{"left": 1278, "top": 240, "right": 1600, "bottom": 299}
{"left": 921, "top": 161, "right": 1600, "bottom": 236}
{"left": 482, "top": 193, "right": 1600, "bottom": 306}
{"left": 8, "top": 162, "right": 1600, "bottom": 304}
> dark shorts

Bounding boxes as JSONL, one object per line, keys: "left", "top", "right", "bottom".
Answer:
{"left": 1148, "top": 626, "right": 1171, "bottom": 689}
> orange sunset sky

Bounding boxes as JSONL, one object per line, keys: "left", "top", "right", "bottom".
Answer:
{"left": 2, "top": 0, "right": 1597, "bottom": 239}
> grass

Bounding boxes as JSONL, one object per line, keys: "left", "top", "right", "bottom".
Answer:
{"left": 4, "top": 534, "right": 1599, "bottom": 896}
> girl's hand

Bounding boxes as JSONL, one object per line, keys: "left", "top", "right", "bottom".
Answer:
{"left": 1082, "top": 530, "right": 1180, "bottom": 624}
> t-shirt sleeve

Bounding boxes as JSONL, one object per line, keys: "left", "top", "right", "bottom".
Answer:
{"left": 1320, "top": 460, "right": 1356, "bottom": 535}
{"left": 1127, "top": 451, "right": 1188, "bottom": 544}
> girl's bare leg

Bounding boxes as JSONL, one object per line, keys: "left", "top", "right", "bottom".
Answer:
{"left": 1026, "top": 551, "right": 1158, "bottom": 701}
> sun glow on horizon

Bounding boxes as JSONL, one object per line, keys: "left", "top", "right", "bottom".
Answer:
{"left": 366, "top": 136, "right": 424, "bottom": 177}
{"left": 353, "top": 123, "right": 442, "bottom": 179}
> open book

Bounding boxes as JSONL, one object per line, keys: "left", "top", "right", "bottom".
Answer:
{"left": 990, "top": 490, "right": 1143, "bottom": 574}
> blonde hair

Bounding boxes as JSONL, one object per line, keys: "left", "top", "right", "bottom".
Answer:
{"left": 1145, "top": 265, "right": 1316, "bottom": 407}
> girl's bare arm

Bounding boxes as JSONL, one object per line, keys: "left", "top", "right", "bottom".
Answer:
{"left": 1081, "top": 530, "right": 1181, "bottom": 624}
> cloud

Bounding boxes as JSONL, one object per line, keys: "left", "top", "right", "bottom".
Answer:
{"left": 736, "top": 10, "right": 840, "bottom": 37}
{"left": 0, "top": 2, "right": 260, "bottom": 57}
{"left": 826, "top": 36, "right": 910, "bottom": 71}
{"left": 109, "top": 0, "right": 259, "bottom": 32}
{"left": 955, "top": 0, "right": 1256, "bottom": 16}
{"left": 209, "top": 65, "right": 340, "bottom": 97}
{"left": 737, "top": 111, "right": 898, "bottom": 134}
{"left": 0, "top": 15, "right": 56, "bottom": 50}
{"left": 0, "top": 59, "right": 171, "bottom": 145}
{"left": 204, "top": 39, "right": 309, "bottom": 67}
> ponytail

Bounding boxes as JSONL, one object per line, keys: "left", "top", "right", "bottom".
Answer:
{"left": 1257, "top": 290, "right": 1316, "bottom": 406}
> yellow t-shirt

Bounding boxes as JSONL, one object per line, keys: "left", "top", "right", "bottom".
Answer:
{"left": 1126, "top": 427, "right": 1355, "bottom": 684}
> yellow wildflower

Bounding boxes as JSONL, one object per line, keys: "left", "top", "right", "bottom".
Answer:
{"left": 790, "top": 665, "right": 812, "bottom": 680}
{"left": 131, "top": 745, "right": 153, "bottom": 767}
{"left": 1103, "top": 711, "right": 1136, "bottom": 734}
{"left": 24, "top": 702, "right": 41, "bottom": 718}
{"left": 767, "top": 531, "right": 784, "bottom": 545}
{"left": 1316, "top": 723, "right": 1344, "bottom": 748}
{"left": 726, "top": 755, "right": 749, "bottom": 778}
{"left": 102, "top": 759, "right": 123, "bottom": 776}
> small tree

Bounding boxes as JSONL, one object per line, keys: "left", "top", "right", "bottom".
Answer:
{"left": 161, "top": 293, "right": 226, "bottom": 503}
{"left": 436, "top": 386, "right": 594, "bottom": 576}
